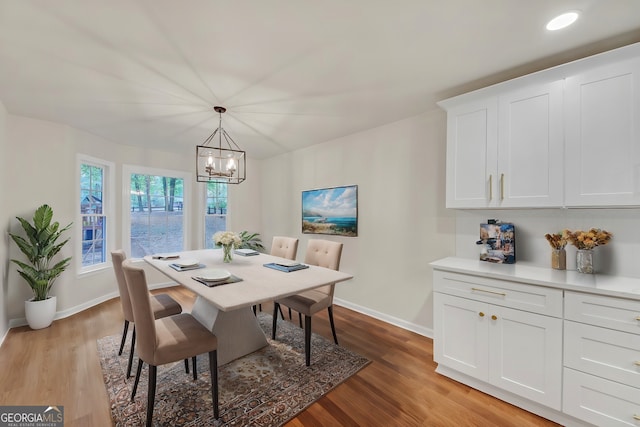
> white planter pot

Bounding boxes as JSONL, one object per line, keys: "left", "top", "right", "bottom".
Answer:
{"left": 25, "top": 296, "right": 57, "bottom": 329}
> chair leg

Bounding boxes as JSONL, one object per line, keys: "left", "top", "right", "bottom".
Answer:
{"left": 288, "top": 307, "right": 292, "bottom": 320}
{"left": 304, "top": 315, "right": 312, "bottom": 367}
{"left": 298, "top": 312, "right": 303, "bottom": 328}
{"left": 185, "top": 358, "right": 189, "bottom": 374}
{"left": 118, "top": 320, "right": 129, "bottom": 356}
{"left": 209, "top": 350, "right": 219, "bottom": 419}
{"left": 272, "top": 303, "right": 279, "bottom": 339}
{"left": 131, "top": 358, "right": 144, "bottom": 401}
{"left": 258, "top": 303, "right": 262, "bottom": 312}
{"left": 146, "top": 364, "right": 157, "bottom": 427}
{"left": 126, "top": 326, "right": 136, "bottom": 378}
{"left": 277, "top": 304, "right": 285, "bottom": 320}
{"left": 328, "top": 306, "right": 339, "bottom": 345}
{"left": 192, "top": 356, "right": 197, "bottom": 380}
{"left": 252, "top": 304, "right": 257, "bottom": 315}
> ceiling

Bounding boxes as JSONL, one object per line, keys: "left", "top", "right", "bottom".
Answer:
{"left": 1, "top": 1, "right": 640, "bottom": 159}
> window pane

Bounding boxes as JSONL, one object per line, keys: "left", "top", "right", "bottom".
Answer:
{"left": 130, "top": 174, "right": 184, "bottom": 257}
{"left": 81, "top": 215, "right": 106, "bottom": 266}
{"left": 205, "top": 181, "right": 227, "bottom": 249}
{"left": 80, "top": 161, "right": 107, "bottom": 269}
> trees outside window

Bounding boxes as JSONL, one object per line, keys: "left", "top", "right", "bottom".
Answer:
{"left": 124, "top": 166, "right": 188, "bottom": 258}
{"left": 205, "top": 181, "right": 227, "bottom": 249}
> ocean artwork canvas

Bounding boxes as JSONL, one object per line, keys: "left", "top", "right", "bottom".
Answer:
{"left": 302, "top": 185, "right": 358, "bottom": 236}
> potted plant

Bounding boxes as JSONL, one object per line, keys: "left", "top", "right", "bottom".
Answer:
{"left": 10, "top": 204, "right": 72, "bottom": 329}
{"left": 238, "top": 231, "right": 265, "bottom": 252}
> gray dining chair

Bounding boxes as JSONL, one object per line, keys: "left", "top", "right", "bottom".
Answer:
{"left": 272, "top": 239, "right": 343, "bottom": 366}
{"left": 253, "top": 236, "right": 299, "bottom": 318}
{"left": 111, "top": 250, "right": 184, "bottom": 378}
{"left": 123, "top": 260, "right": 219, "bottom": 427}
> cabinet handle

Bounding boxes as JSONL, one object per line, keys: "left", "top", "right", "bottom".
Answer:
{"left": 500, "top": 173, "right": 505, "bottom": 200}
{"left": 491, "top": 315, "right": 498, "bottom": 320}
{"left": 471, "top": 287, "right": 507, "bottom": 297}
{"left": 479, "top": 312, "right": 485, "bottom": 317}
{"left": 635, "top": 316, "right": 640, "bottom": 321}
{"left": 489, "top": 175, "right": 493, "bottom": 201}
{"left": 633, "top": 414, "right": 640, "bottom": 421}
{"left": 634, "top": 361, "right": 640, "bottom": 366}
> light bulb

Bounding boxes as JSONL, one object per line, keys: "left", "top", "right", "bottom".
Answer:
{"left": 546, "top": 11, "right": 579, "bottom": 31}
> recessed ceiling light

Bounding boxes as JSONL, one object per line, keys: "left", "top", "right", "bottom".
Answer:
{"left": 546, "top": 11, "right": 579, "bottom": 31}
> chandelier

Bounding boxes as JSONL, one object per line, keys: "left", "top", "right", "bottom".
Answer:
{"left": 196, "top": 106, "right": 246, "bottom": 184}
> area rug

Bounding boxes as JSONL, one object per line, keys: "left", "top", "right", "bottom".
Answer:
{"left": 98, "top": 312, "right": 370, "bottom": 426}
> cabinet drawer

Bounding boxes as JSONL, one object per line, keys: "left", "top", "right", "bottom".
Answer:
{"left": 564, "top": 320, "right": 640, "bottom": 389}
{"left": 563, "top": 367, "right": 640, "bottom": 427}
{"left": 434, "top": 270, "right": 563, "bottom": 317}
{"left": 565, "top": 291, "right": 640, "bottom": 334}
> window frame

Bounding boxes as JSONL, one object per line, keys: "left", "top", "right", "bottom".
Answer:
{"left": 76, "top": 154, "right": 115, "bottom": 275}
{"left": 122, "top": 164, "right": 192, "bottom": 259}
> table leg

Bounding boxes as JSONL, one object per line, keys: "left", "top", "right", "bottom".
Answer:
{"left": 190, "top": 296, "right": 268, "bottom": 365}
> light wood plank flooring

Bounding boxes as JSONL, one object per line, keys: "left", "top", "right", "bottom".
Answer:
{"left": 0, "top": 287, "right": 559, "bottom": 426}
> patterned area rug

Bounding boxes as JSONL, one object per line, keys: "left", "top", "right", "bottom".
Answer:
{"left": 98, "top": 312, "right": 370, "bottom": 426}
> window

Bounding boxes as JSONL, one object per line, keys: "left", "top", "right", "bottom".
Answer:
{"left": 78, "top": 155, "right": 113, "bottom": 273}
{"left": 123, "top": 166, "right": 190, "bottom": 258}
{"left": 204, "top": 181, "right": 228, "bottom": 249}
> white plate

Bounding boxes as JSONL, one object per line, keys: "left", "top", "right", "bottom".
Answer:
{"left": 197, "top": 268, "right": 231, "bottom": 282}
{"left": 173, "top": 258, "right": 199, "bottom": 267}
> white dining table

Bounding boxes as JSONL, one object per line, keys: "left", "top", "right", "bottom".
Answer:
{"left": 144, "top": 249, "right": 353, "bottom": 365}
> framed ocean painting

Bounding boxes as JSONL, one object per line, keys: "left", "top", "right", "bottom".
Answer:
{"left": 302, "top": 185, "right": 358, "bottom": 236}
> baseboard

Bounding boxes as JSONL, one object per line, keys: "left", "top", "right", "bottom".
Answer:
{"left": 334, "top": 297, "right": 433, "bottom": 338}
{"left": 7, "top": 281, "right": 179, "bottom": 329}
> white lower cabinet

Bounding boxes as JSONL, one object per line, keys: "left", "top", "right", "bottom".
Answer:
{"left": 563, "top": 368, "right": 640, "bottom": 427}
{"left": 432, "top": 259, "right": 640, "bottom": 426}
{"left": 563, "top": 291, "right": 640, "bottom": 426}
{"left": 434, "top": 292, "right": 562, "bottom": 410}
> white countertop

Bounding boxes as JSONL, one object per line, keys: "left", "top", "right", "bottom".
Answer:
{"left": 430, "top": 257, "right": 640, "bottom": 301}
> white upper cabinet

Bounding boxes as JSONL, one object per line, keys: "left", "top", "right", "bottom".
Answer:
{"left": 444, "top": 98, "right": 498, "bottom": 208}
{"left": 441, "top": 80, "right": 563, "bottom": 208}
{"left": 497, "top": 81, "right": 564, "bottom": 207}
{"left": 564, "top": 56, "right": 640, "bottom": 206}
{"left": 440, "top": 42, "right": 640, "bottom": 209}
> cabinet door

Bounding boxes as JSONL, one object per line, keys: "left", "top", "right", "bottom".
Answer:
{"left": 565, "top": 56, "right": 640, "bottom": 206}
{"left": 434, "top": 293, "right": 489, "bottom": 380}
{"left": 488, "top": 305, "right": 563, "bottom": 410}
{"left": 445, "top": 98, "right": 498, "bottom": 208}
{"left": 497, "top": 81, "right": 564, "bottom": 207}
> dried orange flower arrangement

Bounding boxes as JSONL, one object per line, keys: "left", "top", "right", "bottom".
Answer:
{"left": 566, "top": 228, "right": 613, "bottom": 250}
{"left": 544, "top": 230, "right": 570, "bottom": 250}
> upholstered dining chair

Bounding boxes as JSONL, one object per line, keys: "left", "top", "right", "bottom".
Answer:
{"left": 272, "top": 239, "right": 343, "bottom": 366}
{"left": 122, "top": 260, "right": 219, "bottom": 427}
{"left": 111, "top": 250, "right": 183, "bottom": 378}
{"left": 253, "top": 236, "right": 299, "bottom": 318}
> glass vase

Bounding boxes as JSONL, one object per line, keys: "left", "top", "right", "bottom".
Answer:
{"left": 551, "top": 248, "right": 566, "bottom": 270}
{"left": 222, "top": 244, "right": 233, "bottom": 263}
{"left": 576, "top": 249, "right": 594, "bottom": 274}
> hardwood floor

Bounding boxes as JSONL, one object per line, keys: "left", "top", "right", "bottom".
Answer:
{"left": 0, "top": 287, "right": 560, "bottom": 426}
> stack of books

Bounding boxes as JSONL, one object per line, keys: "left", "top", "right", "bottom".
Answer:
{"left": 263, "top": 261, "right": 309, "bottom": 272}
{"left": 234, "top": 248, "right": 260, "bottom": 256}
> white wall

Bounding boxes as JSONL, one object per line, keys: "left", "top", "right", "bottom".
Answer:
{"left": 455, "top": 208, "right": 640, "bottom": 277}
{"left": 3, "top": 114, "right": 262, "bottom": 326}
{"left": 260, "top": 110, "right": 457, "bottom": 335}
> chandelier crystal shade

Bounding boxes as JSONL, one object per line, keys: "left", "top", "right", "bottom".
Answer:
{"left": 196, "top": 106, "right": 246, "bottom": 184}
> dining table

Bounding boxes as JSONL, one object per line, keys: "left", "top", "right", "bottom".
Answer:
{"left": 144, "top": 248, "right": 353, "bottom": 365}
